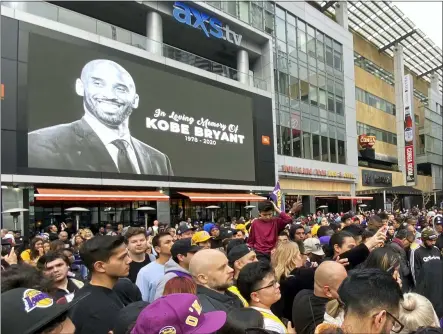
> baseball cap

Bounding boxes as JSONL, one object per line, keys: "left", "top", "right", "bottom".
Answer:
{"left": 191, "top": 231, "right": 211, "bottom": 245}
{"left": 131, "top": 293, "right": 226, "bottom": 334}
{"left": 114, "top": 301, "right": 149, "bottom": 334}
{"left": 421, "top": 228, "right": 438, "bottom": 240}
{"left": 319, "top": 235, "right": 331, "bottom": 246}
{"left": 177, "top": 225, "right": 192, "bottom": 236}
{"left": 171, "top": 238, "right": 201, "bottom": 258}
{"left": 434, "top": 215, "right": 443, "bottom": 225}
{"left": 236, "top": 224, "right": 247, "bottom": 233}
{"left": 1, "top": 288, "right": 84, "bottom": 334}
{"left": 303, "top": 238, "right": 325, "bottom": 256}
{"left": 228, "top": 244, "right": 252, "bottom": 266}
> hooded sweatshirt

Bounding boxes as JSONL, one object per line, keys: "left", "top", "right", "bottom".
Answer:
{"left": 153, "top": 258, "right": 192, "bottom": 300}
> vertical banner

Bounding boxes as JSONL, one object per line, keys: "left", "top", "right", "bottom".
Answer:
{"left": 270, "top": 181, "right": 285, "bottom": 212}
{"left": 403, "top": 74, "right": 416, "bottom": 185}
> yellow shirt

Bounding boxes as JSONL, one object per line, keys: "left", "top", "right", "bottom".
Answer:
{"left": 227, "top": 286, "right": 249, "bottom": 307}
{"left": 20, "top": 249, "right": 39, "bottom": 266}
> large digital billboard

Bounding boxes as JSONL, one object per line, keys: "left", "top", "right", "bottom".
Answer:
{"left": 25, "top": 32, "right": 257, "bottom": 181}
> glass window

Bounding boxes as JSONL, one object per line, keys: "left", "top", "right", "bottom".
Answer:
{"left": 239, "top": 1, "right": 250, "bottom": 23}
{"left": 325, "top": 35, "right": 332, "bottom": 47}
{"left": 310, "top": 85, "right": 318, "bottom": 106}
{"left": 333, "top": 41, "right": 342, "bottom": 52}
{"left": 300, "top": 80, "right": 309, "bottom": 102}
{"left": 321, "top": 136, "right": 329, "bottom": 161}
{"left": 281, "top": 126, "right": 291, "bottom": 156}
{"left": 276, "top": 17, "right": 286, "bottom": 41}
{"left": 289, "top": 60, "right": 298, "bottom": 78}
{"left": 298, "top": 19, "right": 306, "bottom": 31}
{"left": 287, "top": 23, "right": 296, "bottom": 46}
{"left": 329, "top": 138, "right": 337, "bottom": 163}
{"left": 303, "top": 132, "right": 311, "bottom": 159}
{"left": 336, "top": 96, "right": 344, "bottom": 115}
{"left": 265, "top": 1, "right": 274, "bottom": 13}
{"left": 287, "top": 12, "right": 296, "bottom": 26}
{"left": 264, "top": 11, "right": 274, "bottom": 34}
{"left": 299, "top": 64, "right": 308, "bottom": 82}
{"left": 277, "top": 39, "right": 287, "bottom": 55}
{"left": 276, "top": 125, "right": 282, "bottom": 154}
{"left": 312, "top": 134, "right": 321, "bottom": 160}
{"left": 328, "top": 93, "right": 335, "bottom": 112}
{"left": 318, "top": 74, "right": 326, "bottom": 90}
{"left": 277, "top": 54, "right": 288, "bottom": 72}
{"left": 251, "top": 3, "right": 263, "bottom": 30}
{"left": 335, "top": 80, "right": 343, "bottom": 98}
{"left": 288, "top": 44, "right": 297, "bottom": 60}
{"left": 276, "top": 5, "right": 285, "bottom": 18}
{"left": 226, "top": 1, "right": 237, "bottom": 16}
{"left": 333, "top": 50, "right": 342, "bottom": 71}
{"left": 289, "top": 76, "right": 299, "bottom": 100}
{"left": 337, "top": 140, "right": 346, "bottom": 164}
{"left": 316, "top": 40, "right": 324, "bottom": 63}
{"left": 297, "top": 29, "right": 307, "bottom": 54}
{"left": 319, "top": 89, "right": 327, "bottom": 108}
{"left": 307, "top": 34, "right": 316, "bottom": 58}
{"left": 326, "top": 46, "right": 333, "bottom": 67}
{"left": 279, "top": 72, "right": 289, "bottom": 96}
{"left": 307, "top": 25, "right": 315, "bottom": 36}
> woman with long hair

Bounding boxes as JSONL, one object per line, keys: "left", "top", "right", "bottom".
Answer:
{"left": 20, "top": 237, "right": 44, "bottom": 266}
{"left": 73, "top": 234, "right": 85, "bottom": 252}
{"left": 271, "top": 242, "right": 315, "bottom": 320}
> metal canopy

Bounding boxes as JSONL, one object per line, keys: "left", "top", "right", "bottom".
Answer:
{"left": 320, "top": 1, "right": 336, "bottom": 13}
{"left": 315, "top": 1, "right": 443, "bottom": 93}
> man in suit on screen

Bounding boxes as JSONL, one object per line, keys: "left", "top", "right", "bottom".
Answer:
{"left": 28, "top": 59, "right": 173, "bottom": 176}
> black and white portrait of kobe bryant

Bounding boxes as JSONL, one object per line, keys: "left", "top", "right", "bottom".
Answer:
{"left": 28, "top": 59, "right": 173, "bottom": 176}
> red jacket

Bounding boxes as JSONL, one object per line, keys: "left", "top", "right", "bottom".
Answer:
{"left": 247, "top": 213, "right": 292, "bottom": 254}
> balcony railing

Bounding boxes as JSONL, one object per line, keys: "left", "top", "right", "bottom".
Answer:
{"left": 3, "top": 1, "right": 267, "bottom": 91}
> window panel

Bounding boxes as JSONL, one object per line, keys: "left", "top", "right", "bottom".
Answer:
{"left": 300, "top": 80, "right": 309, "bottom": 102}
{"left": 279, "top": 72, "right": 289, "bottom": 96}
{"left": 303, "top": 132, "right": 312, "bottom": 159}
{"left": 310, "top": 85, "right": 318, "bottom": 106}
{"left": 336, "top": 96, "right": 344, "bottom": 115}
{"left": 321, "top": 136, "right": 329, "bottom": 162}
{"left": 328, "top": 93, "right": 335, "bottom": 112}
{"left": 264, "top": 11, "right": 274, "bottom": 34}
{"left": 326, "top": 46, "right": 333, "bottom": 67}
{"left": 337, "top": 140, "right": 346, "bottom": 164}
{"left": 333, "top": 50, "right": 342, "bottom": 71}
{"left": 289, "top": 76, "right": 300, "bottom": 100}
{"left": 287, "top": 23, "right": 296, "bottom": 46}
{"left": 281, "top": 126, "right": 291, "bottom": 156}
{"left": 297, "top": 29, "right": 307, "bottom": 53}
{"left": 238, "top": 1, "right": 250, "bottom": 23}
{"left": 251, "top": 3, "right": 263, "bottom": 30}
{"left": 289, "top": 60, "right": 298, "bottom": 78}
{"left": 329, "top": 138, "right": 337, "bottom": 163}
{"left": 312, "top": 134, "right": 321, "bottom": 160}
{"left": 316, "top": 40, "right": 324, "bottom": 63}
{"left": 276, "top": 125, "right": 282, "bottom": 154}
{"left": 307, "top": 34, "right": 316, "bottom": 58}
{"left": 319, "top": 89, "right": 327, "bottom": 108}
{"left": 276, "top": 6, "right": 285, "bottom": 19}
{"left": 276, "top": 17, "right": 286, "bottom": 41}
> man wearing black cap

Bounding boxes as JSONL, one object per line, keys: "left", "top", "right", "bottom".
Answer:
{"left": 154, "top": 238, "right": 201, "bottom": 299}
{"left": 410, "top": 228, "right": 443, "bottom": 318}
{"left": 176, "top": 224, "right": 194, "bottom": 239}
{"left": 227, "top": 244, "right": 258, "bottom": 306}
{"left": 1, "top": 288, "right": 79, "bottom": 334}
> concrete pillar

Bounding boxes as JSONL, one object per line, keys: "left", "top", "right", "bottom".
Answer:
{"left": 335, "top": 2, "right": 349, "bottom": 31}
{"left": 394, "top": 44, "right": 406, "bottom": 181}
{"left": 308, "top": 196, "right": 316, "bottom": 214}
{"left": 146, "top": 11, "right": 163, "bottom": 56}
{"left": 156, "top": 189, "right": 171, "bottom": 226}
{"left": 237, "top": 49, "right": 250, "bottom": 85}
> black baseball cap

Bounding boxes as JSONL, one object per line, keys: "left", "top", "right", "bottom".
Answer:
{"left": 176, "top": 225, "right": 193, "bottom": 235}
{"left": 1, "top": 288, "right": 84, "bottom": 334}
{"left": 434, "top": 215, "right": 443, "bottom": 225}
{"left": 228, "top": 244, "right": 252, "bottom": 266}
{"left": 171, "top": 238, "right": 201, "bottom": 258}
{"left": 113, "top": 301, "right": 149, "bottom": 334}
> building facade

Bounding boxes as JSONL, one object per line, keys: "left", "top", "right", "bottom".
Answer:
{"left": 1, "top": 1, "right": 442, "bottom": 235}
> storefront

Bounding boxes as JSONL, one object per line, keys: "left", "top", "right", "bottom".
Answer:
{"left": 278, "top": 164, "right": 365, "bottom": 214}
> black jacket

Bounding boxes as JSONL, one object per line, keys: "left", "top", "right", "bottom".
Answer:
{"left": 436, "top": 234, "right": 443, "bottom": 255}
{"left": 292, "top": 289, "right": 329, "bottom": 334}
{"left": 196, "top": 285, "right": 244, "bottom": 313}
{"left": 28, "top": 118, "right": 173, "bottom": 176}
{"left": 388, "top": 239, "right": 414, "bottom": 293}
{"left": 410, "top": 245, "right": 443, "bottom": 318}
{"left": 271, "top": 267, "right": 316, "bottom": 320}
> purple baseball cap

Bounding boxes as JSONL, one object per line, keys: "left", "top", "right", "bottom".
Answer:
{"left": 131, "top": 293, "right": 226, "bottom": 334}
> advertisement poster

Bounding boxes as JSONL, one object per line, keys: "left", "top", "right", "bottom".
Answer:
{"left": 26, "top": 33, "right": 256, "bottom": 181}
{"left": 403, "top": 74, "right": 416, "bottom": 185}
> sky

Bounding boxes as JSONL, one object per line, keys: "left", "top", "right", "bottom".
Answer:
{"left": 394, "top": 1, "right": 442, "bottom": 49}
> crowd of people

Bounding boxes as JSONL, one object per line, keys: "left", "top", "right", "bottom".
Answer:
{"left": 1, "top": 200, "right": 443, "bottom": 334}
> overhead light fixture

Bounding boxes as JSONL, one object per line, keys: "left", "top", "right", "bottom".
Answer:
{"left": 1, "top": 185, "right": 8, "bottom": 189}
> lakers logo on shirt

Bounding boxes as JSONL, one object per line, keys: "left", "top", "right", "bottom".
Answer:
{"left": 159, "top": 326, "right": 176, "bottom": 334}
{"left": 22, "top": 289, "right": 53, "bottom": 313}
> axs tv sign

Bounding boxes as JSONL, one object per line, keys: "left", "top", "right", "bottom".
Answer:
{"left": 173, "top": 2, "right": 242, "bottom": 46}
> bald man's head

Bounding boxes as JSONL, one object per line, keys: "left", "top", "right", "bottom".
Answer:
{"left": 76, "top": 59, "right": 139, "bottom": 128}
{"left": 189, "top": 249, "right": 234, "bottom": 292}
{"left": 314, "top": 260, "right": 348, "bottom": 300}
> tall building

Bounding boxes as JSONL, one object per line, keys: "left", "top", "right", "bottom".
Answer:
{"left": 1, "top": 1, "right": 441, "bottom": 234}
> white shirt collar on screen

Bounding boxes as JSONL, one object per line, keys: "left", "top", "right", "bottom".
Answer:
{"left": 84, "top": 113, "right": 141, "bottom": 174}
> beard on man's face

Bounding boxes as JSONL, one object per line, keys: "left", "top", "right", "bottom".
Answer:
{"left": 85, "top": 95, "right": 133, "bottom": 127}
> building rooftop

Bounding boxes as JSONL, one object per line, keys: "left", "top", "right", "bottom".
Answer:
{"left": 315, "top": 1, "right": 443, "bottom": 94}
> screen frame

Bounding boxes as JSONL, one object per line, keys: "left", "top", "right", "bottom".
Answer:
{"left": 3, "top": 18, "right": 275, "bottom": 187}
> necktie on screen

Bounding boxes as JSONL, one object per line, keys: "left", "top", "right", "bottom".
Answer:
{"left": 112, "top": 139, "right": 136, "bottom": 173}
